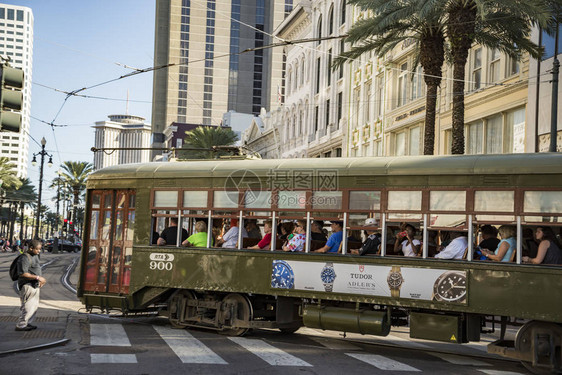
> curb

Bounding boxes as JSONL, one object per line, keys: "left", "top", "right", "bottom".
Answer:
{"left": 0, "top": 338, "right": 70, "bottom": 357}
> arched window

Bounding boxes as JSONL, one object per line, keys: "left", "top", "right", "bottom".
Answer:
{"left": 300, "top": 59, "right": 305, "bottom": 85}
{"left": 340, "top": 0, "right": 346, "bottom": 25}
{"left": 328, "top": 4, "right": 334, "bottom": 35}
{"left": 317, "top": 15, "right": 322, "bottom": 45}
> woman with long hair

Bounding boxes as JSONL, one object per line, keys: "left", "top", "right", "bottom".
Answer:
{"left": 522, "top": 226, "right": 562, "bottom": 265}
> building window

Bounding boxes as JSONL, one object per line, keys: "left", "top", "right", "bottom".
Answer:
{"left": 409, "top": 126, "right": 421, "bottom": 156}
{"left": 489, "top": 48, "right": 500, "bottom": 83}
{"left": 397, "top": 63, "right": 408, "bottom": 107}
{"left": 411, "top": 65, "right": 425, "bottom": 100}
{"left": 325, "top": 99, "right": 330, "bottom": 128}
{"left": 466, "top": 121, "right": 484, "bottom": 154}
{"left": 507, "top": 56, "right": 520, "bottom": 76}
{"left": 339, "top": 39, "right": 345, "bottom": 79}
{"left": 395, "top": 132, "right": 406, "bottom": 156}
{"left": 472, "top": 48, "right": 482, "bottom": 91}
{"left": 374, "top": 139, "right": 382, "bottom": 156}
{"left": 443, "top": 129, "right": 452, "bottom": 155}
{"left": 337, "top": 91, "right": 343, "bottom": 127}
{"left": 314, "top": 105, "right": 319, "bottom": 132}
{"left": 353, "top": 88, "right": 360, "bottom": 127}
{"left": 340, "top": 0, "right": 346, "bottom": 25}
{"left": 336, "top": 147, "right": 342, "bottom": 157}
{"left": 316, "top": 57, "right": 321, "bottom": 93}
{"left": 328, "top": 5, "right": 334, "bottom": 35}
{"left": 376, "top": 77, "right": 384, "bottom": 118}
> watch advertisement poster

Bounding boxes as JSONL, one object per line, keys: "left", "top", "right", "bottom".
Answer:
{"left": 271, "top": 260, "right": 467, "bottom": 304}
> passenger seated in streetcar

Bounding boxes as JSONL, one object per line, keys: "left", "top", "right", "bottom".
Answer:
{"left": 182, "top": 221, "right": 212, "bottom": 247}
{"left": 434, "top": 232, "right": 468, "bottom": 259}
{"left": 216, "top": 219, "right": 248, "bottom": 248}
{"left": 393, "top": 223, "right": 421, "bottom": 257}
{"left": 245, "top": 219, "right": 262, "bottom": 239}
{"left": 522, "top": 228, "right": 539, "bottom": 258}
{"left": 349, "top": 218, "right": 381, "bottom": 256}
{"left": 283, "top": 220, "right": 306, "bottom": 252}
{"left": 157, "top": 217, "right": 188, "bottom": 246}
{"left": 248, "top": 220, "right": 272, "bottom": 250}
{"left": 310, "top": 220, "right": 327, "bottom": 241}
{"left": 278, "top": 222, "right": 295, "bottom": 243}
{"left": 347, "top": 229, "right": 362, "bottom": 243}
{"left": 426, "top": 230, "right": 439, "bottom": 257}
{"left": 480, "top": 225, "right": 516, "bottom": 262}
{"left": 522, "top": 226, "right": 562, "bottom": 265}
{"left": 476, "top": 225, "right": 500, "bottom": 258}
{"left": 313, "top": 221, "right": 343, "bottom": 253}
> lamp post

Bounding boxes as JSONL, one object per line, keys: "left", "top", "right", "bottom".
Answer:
{"left": 32, "top": 137, "right": 53, "bottom": 239}
{"left": 54, "top": 169, "right": 62, "bottom": 254}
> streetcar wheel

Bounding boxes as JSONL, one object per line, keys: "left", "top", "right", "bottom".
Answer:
{"left": 168, "top": 290, "right": 196, "bottom": 329}
{"left": 219, "top": 293, "right": 253, "bottom": 336}
{"left": 515, "top": 321, "right": 562, "bottom": 374}
{"left": 279, "top": 326, "right": 300, "bottom": 334}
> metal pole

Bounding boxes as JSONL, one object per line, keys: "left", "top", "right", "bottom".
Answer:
{"left": 54, "top": 173, "right": 61, "bottom": 253}
{"left": 33, "top": 141, "right": 46, "bottom": 239}
{"left": 550, "top": 21, "right": 560, "bottom": 152}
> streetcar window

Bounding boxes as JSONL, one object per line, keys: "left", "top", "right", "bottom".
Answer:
{"left": 102, "top": 212, "right": 111, "bottom": 240}
{"left": 349, "top": 191, "right": 381, "bottom": 211}
{"left": 114, "top": 211, "right": 123, "bottom": 241}
{"left": 116, "top": 193, "right": 126, "bottom": 208}
{"left": 524, "top": 191, "right": 562, "bottom": 213}
{"left": 429, "top": 214, "right": 466, "bottom": 228}
{"left": 475, "top": 190, "right": 514, "bottom": 212}
{"left": 278, "top": 191, "right": 307, "bottom": 209}
{"left": 126, "top": 211, "right": 135, "bottom": 241}
{"left": 430, "top": 191, "right": 466, "bottom": 211}
{"left": 387, "top": 191, "right": 422, "bottom": 211}
{"left": 347, "top": 213, "right": 381, "bottom": 227}
{"left": 183, "top": 191, "right": 207, "bottom": 208}
{"left": 312, "top": 191, "right": 342, "bottom": 210}
{"left": 129, "top": 194, "right": 135, "bottom": 209}
{"left": 90, "top": 211, "right": 99, "bottom": 240}
{"left": 154, "top": 190, "right": 178, "bottom": 207}
{"left": 213, "top": 191, "right": 239, "bottom": 208}
{"left": 92, "top": 194, "right": 101, "bottom": 209}
{"left": 244, "top": 190, "right": 271, "bottom": 209}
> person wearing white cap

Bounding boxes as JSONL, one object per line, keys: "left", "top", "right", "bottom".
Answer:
{"left": 350, "top": 218, "right": 381, "bottom": 255}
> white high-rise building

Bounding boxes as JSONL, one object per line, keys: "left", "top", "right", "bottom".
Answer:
{"left": 0, "top": 4, "right": 33, "bottom": 177}
{"left": 93, "top": 115, "right": 151, "bottom": 170}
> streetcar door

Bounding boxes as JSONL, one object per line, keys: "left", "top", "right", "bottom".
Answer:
{"left": 83, "top": 189, "right": 135, "bottom": 294}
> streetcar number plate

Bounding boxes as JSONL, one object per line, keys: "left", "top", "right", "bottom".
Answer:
{"left": 149, "top": 253, "right": 175, "bottom": 261}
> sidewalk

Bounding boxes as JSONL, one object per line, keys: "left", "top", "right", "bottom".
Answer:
{"left": 0, "top": 252, "right": 83, "bottom": 356}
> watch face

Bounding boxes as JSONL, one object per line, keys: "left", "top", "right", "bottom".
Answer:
{"left": 387, "top": 272, "right": 403, "bottom": 288}
{"left": 433, "top": 271, "right": 467, "bottom": 302}
{"left": 271, "top": 260, "right": 295, "bottom": 289}
{"left": 321, "top": 267, "right": 336, "bottom": 283}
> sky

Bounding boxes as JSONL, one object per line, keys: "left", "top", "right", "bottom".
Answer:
{"left": 6, "top": 0, "right": 155, "bottom": 209}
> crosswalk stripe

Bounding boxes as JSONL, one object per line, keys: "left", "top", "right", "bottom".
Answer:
{"left": 90, "top": 324, "right": 131, "bottom": 347}
{"left": 90, "top": 354, "right": 137, "bottom": 364}
{"left": 229, "top": 337, "right": 312, "bottom": 367}
{"left": 310, "top": 337, "right": 362, "bottom": 351}
{"left": 429, "top": 353, "right": 492, "bottom": 366}
{"left": 153, "top": 325, "right": 227, "bottom": 364}
{"left": 346, "top": 353, "right": 421, "bottom": 371}
{"left": 477, "top": 370, "right": 527, "bottom": 375}
{"left": 386, "top": 334, "right": 431, "bottom": 349}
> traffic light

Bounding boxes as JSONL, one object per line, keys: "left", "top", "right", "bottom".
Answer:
{"left": 0, "top": 65, "right": 24, "bottom": 133}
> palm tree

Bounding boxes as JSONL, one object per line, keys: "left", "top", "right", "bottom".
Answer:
{"left": 3, "top": 177, "right": 35, "bottom": 242}
{"left": 447, "top": 0, "right": 551, "bottom": 153}
{"left": 179, "top": 126, "right": 239, "bottom": 159}
{"left": 60, "top": 161, "right": 93, "bottom": 229}
{"left": 0, "top": 157, "right": 21, "bottom": 190}
{"left": 335, "top": 0, "right": 446, "bottom": 155}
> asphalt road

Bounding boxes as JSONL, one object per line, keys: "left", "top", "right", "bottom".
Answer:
{"left": 0, "top": 252, "right": 531, "bottom": 375}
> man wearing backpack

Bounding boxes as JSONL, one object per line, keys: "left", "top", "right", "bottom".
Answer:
{"left": 15, "top": 239, "right": 47, "bottom": 331}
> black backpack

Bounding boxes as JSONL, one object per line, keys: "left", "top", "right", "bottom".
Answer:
{"left": 9, "top": 253, "right": 30, "bottom": 281}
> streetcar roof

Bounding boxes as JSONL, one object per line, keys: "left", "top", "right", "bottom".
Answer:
{"left": 87, "top": 153, "right": 562, "bottom": 181}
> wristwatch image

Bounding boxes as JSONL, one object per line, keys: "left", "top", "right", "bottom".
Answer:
{"left": 432, "top": 271, "right": 467, "bottom": 303}
{"left": 320, "top": 262, "right": 337, "bottom": 292}
{"left": 387, "top": 266, "right": 404, "bottom": 298}
{"left": 271, "top": 260, "right": 295, "bottom": 289}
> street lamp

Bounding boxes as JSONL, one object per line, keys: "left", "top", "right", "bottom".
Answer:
{"left": 32, "top": 137, "right": 53, "bottom": 239}
{"left": 54, "top": 168, "right": 62, "bottom": 253}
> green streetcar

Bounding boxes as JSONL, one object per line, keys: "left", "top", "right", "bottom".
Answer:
{"left": 77, "top": 153, "right": 562, "bottom": 373}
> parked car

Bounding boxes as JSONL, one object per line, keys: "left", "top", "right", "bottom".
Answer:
{"left": 45, "top": 239, "right": 81, "bottom": 253}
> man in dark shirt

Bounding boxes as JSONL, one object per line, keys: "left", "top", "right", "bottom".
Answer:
{"left": 310, "top": 220, "right": 327, "bottom": 241}
{"left": 350, "top": 218, "right": 381, "bottom": 255}
{"left": 157, "top": 218, "right": 188, "bottom": 246}
{"left": 477, "top": 225, "right": 500, "bottom": 257}
{"left": 15, "top": 239, "right": 46, "bottom": 331}
{"left": 245, "top": 219, "right": 262, "bottom": 239}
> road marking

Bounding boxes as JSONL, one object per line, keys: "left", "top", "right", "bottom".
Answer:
{"left": 346, "top": 353, "right": 421, "bottom": 371}
{"left": 153, "top": 325, "right": 227, "bottom": 364}
{"left": 90, "top": 354, "right": 137, "bottom": 364}
{"left": 90, "top": 324, "right": 131, "bottom": 346}
{"left": 429, "top": 353, "right": 492, "bottom": 366}
{"left": 310, "top": 337, "right": 362, "bottom": 351}
{"left": 477, "top": 370, "right": 527, "bottom": 375}
{"left": 386, "top": 334, "right": 431, "bottom": 349}
{"left": 229, "top": 337, "right": 312, "bottom": 366}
